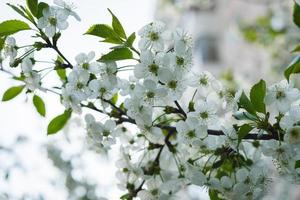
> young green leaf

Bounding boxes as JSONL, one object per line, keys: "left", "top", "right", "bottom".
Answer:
{"left": 107, "top": 9, "right": 126, "bottom": 39}
{"left": 291, "top": 45, "right": 300, "bottom": 53}
{"left": 26, "top": 0, "right": 38, "bottom": 17}
{"left": 238, "top": 124, "right": 253, "bottom": 143}
{"left": 0, "top": 37, "right": 5, "bottom": 51}
{"left": 47, "top": 110, "right": 72, "bottom": 135}
{"left": 250, "top": 79, "right": 266, "bottom": 113}
{"left": 56, "top": 69, "right": 67, "bottom": 81}
{"left": 233, "top": 111, "right": 257, "bottom": 121}
{"left": 238, "top": 91, "right": 256, "bottom": 116}
{"left": 7, "top": 4, "right": 30, "bottom": 21}
{"left": 33, "top": 94, "right": 46, "bottom": 117}
{"left": 0, "top": 20, "right": 30, "bottom": 37}
{"left": 124, "top": 32, "right": 136, "bottom": 47}
{"left": 295, "top": 160, "right": 300, "bottom": 169}
{"left": 37, "top": 2, "right": 49, "bottom": 18}
{"left": 85, "top": 24, "right": 122, "bottom": 44}
{"left": 2, "top": 85, "right": 25, "bottom": 101}
{"left": 284, "top": 56, "right": 300, "bottom": 81}
{"left": 110, "top": 93, "right": 118, "bottom": 105}
{"left": 293, "top": 0, "right": 300, "bottom": 29}
{"left": 208, "top": 189, "right": 223, "bottom": 200}
{"left": 98, "top": 48, "right": 133, "bottom": 62}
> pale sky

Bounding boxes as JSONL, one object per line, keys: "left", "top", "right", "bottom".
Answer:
{"left": 0, "top": 0, "right": 156, "bottom": 199}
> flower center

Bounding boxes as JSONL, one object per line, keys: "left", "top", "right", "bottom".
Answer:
{"left": 176, "top": 56, "right": 185, "bottom": 66}
{"left": 149, "top": 32, "right": 159, "bottom": 41}
{"left": 103, "top": 130, "right": 110, "bottom": 136}
{"left": 167, "top": 80, "right": 177, "bottom": 90}
{"left": 76, "top": 82, "right": 84, "bottom": 89}
{"left": 199, "top": 76, "right": 208, "bottom": 86}
{"left": 146, "top": 91, "right": 155, "bottom": 99}
{"left": 276, "top": 91, "right": 285, "bottom": 99}
{"left": 99, "top": 87, "right": 106, "bottom": 94}
{"left": 187, "top": 130, "right": 196, "bottom": 138}
{"left": 148, "top": 64, "right": 159, "bottom": 75}
{"left": 130, "top": 84, "right": 135, "bottom": 90}
{"left": 82, "top": 63, "right": 89, "bottom": 69}
{"left": 48, "top": 17, "right": 57, "bottom": 26}
{"left": 151, "top": 189, "right": 159, "bottom": 196}
{"left": 200, "top": 111, "right": 209, "bottom": 119}
{"left": 289, "top": 127, "right": 300, "bottom": 139}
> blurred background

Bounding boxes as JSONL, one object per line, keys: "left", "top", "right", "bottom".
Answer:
{"left": 0, "top": 0, "right": 300, "bottom": 199}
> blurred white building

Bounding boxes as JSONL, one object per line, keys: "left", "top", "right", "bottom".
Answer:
{"left": 155, "top": 0, "right": 292, "bottom": 85}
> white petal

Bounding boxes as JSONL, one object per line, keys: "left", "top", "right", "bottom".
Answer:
{"left": 45, "top": 26, "right": 56, "bottom": 38}
{"left": 134, "top": 64, "right": 147, "bottom": 79}
{"left": 37, "top": 17, "right": 47, "bottom": 29}
{"left": 57, "top": 21, "right": 69, "bottom": 30}
{"left": 87, "top": 51, "right": 95, "bottom": 61}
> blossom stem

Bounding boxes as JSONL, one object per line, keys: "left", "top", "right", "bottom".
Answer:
{"left": 174, "top": 101, "right": 187, "bottom": 118}
{"left": 129, "top": 46, "right": 140, "bottom": 56}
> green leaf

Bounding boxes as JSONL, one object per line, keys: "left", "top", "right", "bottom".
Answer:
{"left": 110, "top": 93, "right": 118, "bottom": 104}
{"left": 233, "top": 111, "right": 257, "bottom": 121}
{"left": 291, "top": 45, "right": 300, "bottom": 53}
{"left": 20, "top": 5, "right": 35, "bottom": 23}
{"left": 85, "top": 24, "right": 122, "bottom": 44}
{"left": 238, "top": 124, "right": 253, "bottom": 143}
{"left": 98, "top": 48, "right": 133, "bottom": 62}
{"left": 56, "top": 69, "right": 67, "bottom": 81}
{"left": 293, "top": 1, "right": 300, "bottom": 29}
{"left": 26, "top": 0, "right": 38, "bottom": 17}
{"left": 0, "top": 37, "right": 5, "bottom": 51}
{"left": 250, "top": 79, "right": 266, "bottom": 113}
{"left": 2, "top": 85, "right": 25, "bottom": 101}
{"left": 47, "top": 110, "right": 72, "bottom": 135}
{"left": 284, "top": 56, "right": 300, "bottom": 81}
{"left": 37, "top": 2, "right": 49, "bottom": 19}
{"left": 0, "top": 20, "right": 30, "bottom": 37}
{"left": 33, "top": 94, "right": 46, "bottom": 117}
{"left": 7, "top": 4, "right": 29, "bottom": 20}
{"left": 108, "top": 9, "right": 126, "bottom": 39}
{"left": 212, "top": 159, "right": 224, "bottom": 169}
{"left": 295, "top": 160, "right": 300, "bottom": 169}
{"left": 238, "top": 91, "right": 256, "bottom": 116}
{"left": 209, "top": 189, "right": 223, "bottom": 200}
{"left": 124, "top": 32, "right": 136, "bottom": 47}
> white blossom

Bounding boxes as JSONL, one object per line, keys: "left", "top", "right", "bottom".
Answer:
{"left": 265, "top": 80, "right": 300, "bottom": 113}
{"left": 176, "top": 120, "right": 207, "bottom": 145}
{"left": 186, "top": 100, "right": 218, "bottom": 128}
{"left": 138, "top": 21, "right": 168, "bottom": 51}
{"left": 280, "top": 105, "right": 300, "bottom": 130}
{"left": 284, "top": 126, "right": 300, "bottom": 144}
{"left": 88, "top": 78, "right": 117, "bottom": 100}
{"left": 53, "top": 0, "right": 81, "bottom": 21}
{"left": 134, "top": 79, "right": 167, "bottom": 105}
{"left": 74, "top": 51, "right": 100, "bottom": 74}
{"left": 124, "top": 97, "right": 153, "bottom": 126}
{"left": 189, "top": 71, "right": 220, "bottom": 96}
{"left": 85, "top": 114, "right": 117, "bottom": 152}
{"left": 158, "top": 68, "right": 186, "bottom": 101}
{"left": 37, "top": 6, "right": 69, "bottom": 38}
{"left": 3, "top": 37, "right": 17, "bottom": 63}
{"left": 21, "top": 53, "right": 42, "bottom": 91}
{"left": 137, "top": 178, "right": 162, "bottom": 200}
{"left": 134, "top": 50, "right": 166, "bottom": 80}
{"left": 61, "top": 87, "right": 82, "bottom": 113}
{"left": 66, "top": 69, "right": 90, "bottom": 101}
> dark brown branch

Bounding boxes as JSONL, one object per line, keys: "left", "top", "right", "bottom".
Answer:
{"left": 174, "top": 101, "right": 187, "bottom": 119}
{"left": 118, "top": 117, "right": 281, "bottom": 141}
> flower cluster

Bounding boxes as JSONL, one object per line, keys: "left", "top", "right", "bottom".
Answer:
{"left": 3, "top": 1, "right": 300, "bottom": 199}
{"left": 38, "top": 0, "right": 80, "bottom": 38}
